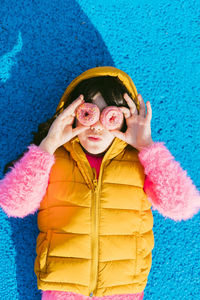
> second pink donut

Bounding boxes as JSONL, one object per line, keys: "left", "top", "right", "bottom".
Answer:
{"left": 100, "top": 106, "right": 124, "bottom": 130}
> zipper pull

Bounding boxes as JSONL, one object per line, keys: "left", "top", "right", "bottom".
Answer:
{"left": 91, "top": 168, "right": 98, "bottom": 189}
{"left": 93, "top": 179, "right": 98, "bottom": 189}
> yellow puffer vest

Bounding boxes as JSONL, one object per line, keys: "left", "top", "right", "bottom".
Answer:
{"left": 34, "top": 67, "right": 154, "bottom": 297}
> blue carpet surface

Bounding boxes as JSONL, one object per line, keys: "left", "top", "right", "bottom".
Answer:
{"left": 0, "top": 0, "right": 199, "bottom": 299}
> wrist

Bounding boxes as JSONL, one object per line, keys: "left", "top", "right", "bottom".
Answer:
{"left": 136, "top": 140, "right": 154, "bottom": 152}
{"left": 39, "top": 138, "right": 56, "bottom": 155}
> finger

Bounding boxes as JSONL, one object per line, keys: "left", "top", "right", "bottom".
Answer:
{"left": 109, "top": 129, "right": 126, "bottom": 142}
{"left": 60, "top": 95, "right": 85, "bottom": 119}
{"left": 119, "top": 107, "right": 131, "bottom": 118}
{"left": 123, "top": 93, "right": 138, "bottom": 115}
{"left": 146, "top": 101, "right": 152, "bottom": 123}
{"left": 137, "top": 94, "right": 146, "bottom": 118}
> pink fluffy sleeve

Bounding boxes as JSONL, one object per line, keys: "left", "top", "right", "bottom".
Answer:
{"left": 0, "top": 144, "right": 55, "bottom": 218}
{"left": 138, "top": 142, "right": 200, "bottom": 221}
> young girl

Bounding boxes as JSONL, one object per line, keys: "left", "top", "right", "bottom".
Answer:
{"left": 0, "top": 66, "right": 200, "bottom": 300}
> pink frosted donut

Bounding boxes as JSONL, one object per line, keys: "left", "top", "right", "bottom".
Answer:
{"left": 76, "top": 103, "right": 100, "bottom": 126}
{"left": 100, "top": 106, "right": 124, "bottom": 130}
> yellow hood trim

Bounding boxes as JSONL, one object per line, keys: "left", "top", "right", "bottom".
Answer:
{"left": 56, "top": 66, "right": 140, "bottom": 113}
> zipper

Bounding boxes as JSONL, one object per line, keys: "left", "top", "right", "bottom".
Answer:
{"left": 89, "top": 168, "right": 99, "bottom": 296}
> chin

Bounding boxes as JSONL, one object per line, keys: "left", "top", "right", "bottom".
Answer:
{"left": 83, "top": 147, "right": 106, "bottom": 156}
{"left": 80, "top": 143, "right": 110, "bottom": 156}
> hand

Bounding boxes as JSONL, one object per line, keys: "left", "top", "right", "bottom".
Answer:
{"left": 110, "top": 93, "right": 154, "bottom": 151}
{"left": 42, "top": 95, "right": 90, "bottom": 152}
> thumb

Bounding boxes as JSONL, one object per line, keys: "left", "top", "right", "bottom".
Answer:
{"left": 110, "top": 130, "right": 126, "bottom": 142}
{"left": 72, "top": 126, "right": 90, "bottom": 138}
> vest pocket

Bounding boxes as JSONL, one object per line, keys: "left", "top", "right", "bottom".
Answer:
{"left": 39, "top": 230, "right": 53, "bottom": 273}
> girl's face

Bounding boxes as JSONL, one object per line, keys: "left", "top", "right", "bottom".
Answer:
{"left": 75, "top": 92, "right": 124, "bottom": 156}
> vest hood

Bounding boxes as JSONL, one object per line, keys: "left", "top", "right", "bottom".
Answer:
{"left": 56, "top": 66, "right": 139, "bottom": 113}
{"left": 56, "top": 66, "right": 140, "bottom": 161}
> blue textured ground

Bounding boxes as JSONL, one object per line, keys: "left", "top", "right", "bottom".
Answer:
{"left": 0, "top": 0, "right": 200, "bottom": 299}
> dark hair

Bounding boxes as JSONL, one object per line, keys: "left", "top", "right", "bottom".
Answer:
{"left": 3, "top": 75, "right": 137, "bottom": 175}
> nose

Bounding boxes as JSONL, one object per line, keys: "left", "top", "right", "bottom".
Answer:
{"left": 90, "top": 119, "right": 104, "bottom": 133}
